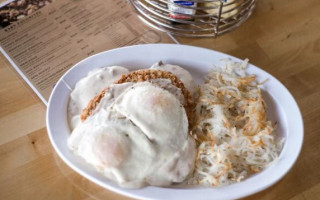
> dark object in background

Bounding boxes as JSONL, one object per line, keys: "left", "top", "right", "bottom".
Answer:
{"left": 0, "top": 0, "right": 54, "bottom": 28}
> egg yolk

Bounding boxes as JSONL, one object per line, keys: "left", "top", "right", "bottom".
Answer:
{"left": 93, "top": 134, "right": 129, "bottom": 167}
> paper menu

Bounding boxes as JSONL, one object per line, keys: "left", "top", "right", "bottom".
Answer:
{"left": 0, "top": 0, "right": 174, "bottom": 104}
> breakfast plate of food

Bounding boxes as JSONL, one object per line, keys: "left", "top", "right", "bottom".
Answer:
{"left": 46, "top": 44, "right": 303, "bottom": 200}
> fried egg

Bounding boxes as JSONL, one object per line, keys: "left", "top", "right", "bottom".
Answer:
{"left": 151, "top": 61, "right": 198, "bottom": 96}
{"left": 68, "top": 82, "right": 196, "bottom": 188}
{"left": 68, "top": 66, "right": 129, "bottom": 130}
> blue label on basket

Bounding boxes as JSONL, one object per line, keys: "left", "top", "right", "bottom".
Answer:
{"left": 173, "top": 1, "right": 195, "bottom": 6}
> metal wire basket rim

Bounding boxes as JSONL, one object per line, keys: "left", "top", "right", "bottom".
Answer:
{"left": 159, "top": 0, "right": 237, "bottom": 3}
{"left": 145, "top": 0, "right": 253, "bottom": 18}
{"left": 133, "top": 3, "right": 218, "bottom": 32}
{"left": 146, "top": 0, "right": 251, "bottom": 14}
{"left": 138, "top": 2, "right": 222, "bottom": 25}
{"left": 146, "top": 0, "right": 221, "bottom": 11}
{"left": 144, "top": 0, "right": 221, "bottom": 18}
{"left": 157, "top": 0, "right": 245, "bottom": 8}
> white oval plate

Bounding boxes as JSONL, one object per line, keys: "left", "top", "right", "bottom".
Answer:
{"left": 47, "top": 44, "right": 303, "bottom": 200}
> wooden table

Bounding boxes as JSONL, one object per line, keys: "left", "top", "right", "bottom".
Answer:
{"left": 1, "top": 0, "right": 320, "bottom": 199}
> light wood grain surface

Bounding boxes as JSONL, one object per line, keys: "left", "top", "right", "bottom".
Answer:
{"left": 1, "top": 0, "right": 320, "bottom": 199}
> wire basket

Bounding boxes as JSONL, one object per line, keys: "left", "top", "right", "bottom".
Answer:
{"left": 128, "top": 0, "right": 257, "bottom": 37}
